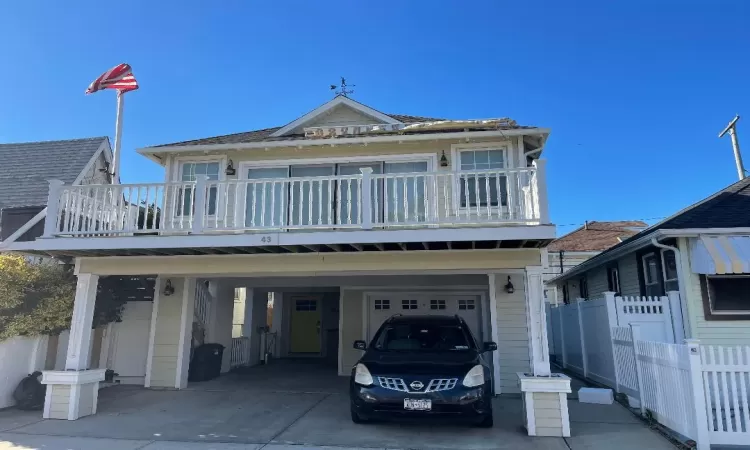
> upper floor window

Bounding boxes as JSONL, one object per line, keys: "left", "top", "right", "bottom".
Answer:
{"left": 661, "top": 250, "right": 679, "bottom": 292}
{"left": 178, "top": 162, "right": 220, "bottom": 215}
{"left": 458, "top": 149, "right": 508, "bottom": 208}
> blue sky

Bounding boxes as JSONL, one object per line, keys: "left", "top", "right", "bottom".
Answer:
{"left": 1, "top": 0, "right": 748, "bottom": 233}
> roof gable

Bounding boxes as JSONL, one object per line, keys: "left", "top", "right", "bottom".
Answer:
{"left": 547, "top": 221, "right": 647, "bottom": 252}
{"left": 0, "top": 137, "right": 109, "bottom": 209}
{"left": 270, "top": 96, "right": 401, "bottom": 137}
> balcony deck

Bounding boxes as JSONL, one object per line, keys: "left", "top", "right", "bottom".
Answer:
{"left": 8, "top": 166, "right": 554, "bottom": 257}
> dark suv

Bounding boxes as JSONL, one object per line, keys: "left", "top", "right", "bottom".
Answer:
{"left": 349, "top": 314, "right": 497, "bottom": 427}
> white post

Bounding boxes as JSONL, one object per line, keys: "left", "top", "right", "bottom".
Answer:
{"left": 111, "top": 92, "right": 124, "bottom": 184}
{"left": 532, "top": 159, "right": 549, "bottom": 224}
{"left": 576, "top": 298, "right": 588, "bottom": 379}
{"left": 175, "top": 278, "right": 196, "bottom": 389}
{"left": 487, "top": 274, "right": 502, "bottom": 392}
{"left": 65, "top": 274, "right": 99, "bottom": 371}
{"left": 660, "top": 294, "right": 676, "bottom": 344}
{"left": 685, "top": 339, "right": 710, "bottom": 450}
{"left": 559, "top": 303, "right": 567, "bottom": 368}
{"left": 667, "top": 291, "right": 685, "bottom": 343}
{"left": 43, "top": 180, "right": 65, "bottom": 238}
{"left": 192, "top": 175, "right": 208, "bottom": 234}
{"left": 360, "top": 167, "right": 373, "bottom": 230}
{"left": 526, "top": 267, "right": 551, "bottom": 376}
{"left": 630, "top": 324, "right": 647, "bottom": 416}
{"left": 604, "top": 292, "right": 621, "bottom": 392}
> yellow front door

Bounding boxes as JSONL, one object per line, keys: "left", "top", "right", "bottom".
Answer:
{"left": 290, "top": 297, "right": 321, "bottom": 353}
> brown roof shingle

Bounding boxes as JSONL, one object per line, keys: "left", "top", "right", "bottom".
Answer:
{"left": 547, "top": 221, "right": 648, "bottom": 252}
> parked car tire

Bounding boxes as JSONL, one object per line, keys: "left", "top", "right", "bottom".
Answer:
{"left": 351, "top": 407, "right": 368, "bottom": 424}
{"left": 476, "top": 413, "right": 494, "bottom": 428}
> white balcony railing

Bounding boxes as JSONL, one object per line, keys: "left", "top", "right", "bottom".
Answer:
{"left": 42, "top": 162, "right": 549, "bottom": 238}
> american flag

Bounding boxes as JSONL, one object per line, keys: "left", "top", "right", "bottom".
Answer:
{"left": 86, "top": 63, "right": 139, "bottom": 94}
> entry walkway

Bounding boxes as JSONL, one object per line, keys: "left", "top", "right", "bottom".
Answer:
{"left": 0, "top": 361, "right": 677, "bottom": 450}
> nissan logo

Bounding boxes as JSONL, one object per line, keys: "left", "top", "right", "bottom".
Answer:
{"left": 410, "top": 381, "right": 424, "bottom": 390}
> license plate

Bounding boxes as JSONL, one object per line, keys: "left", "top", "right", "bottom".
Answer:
{"left": 404, "top": 398, "right": 432, "bottom": 411}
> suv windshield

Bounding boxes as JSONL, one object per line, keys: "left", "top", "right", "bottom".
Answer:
{"left": 372, "top": 322, "right": 475, "bottom": 352}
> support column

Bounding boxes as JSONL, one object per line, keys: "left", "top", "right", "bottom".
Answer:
{"left": 518, "top": 266, "right": 571, "bottom": 438}
{"left": 145, "top": 277, "right": 195, "bottom": 389}
{"left": 525, "top": 266, "right": 551, "bottom": 376}
{"left": 42, "top": 273, "right": 106, "bottom": 420}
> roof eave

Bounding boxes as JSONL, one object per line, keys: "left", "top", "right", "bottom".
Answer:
{"left": 138, "top": 128, "right": 551, "bottom": 165}
{"left": 547, "top": 229, "right": 664, "bottom": 284}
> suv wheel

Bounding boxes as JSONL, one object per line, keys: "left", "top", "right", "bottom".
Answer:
{"left": 351, "top": 407, "right": 368, "bottom": 424}
{"left": 476, "top": 413, "right": 494, "bottom": 428}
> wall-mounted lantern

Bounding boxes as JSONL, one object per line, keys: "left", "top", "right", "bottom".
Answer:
{"left": 440, "top": 150, "right": 449, "bottom": 167}
{"left": 225, "top": 159, "right": 236, "bottom": 176}
{"left": 163, "top": 279, "right": 175, "bottom": 296}
{"left": 505, "top": 276, "right": 515, "bottom": 294}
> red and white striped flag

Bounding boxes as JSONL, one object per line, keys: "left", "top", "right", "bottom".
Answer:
{"left": 85, "top": 63, "right": 139, "bottom": 94}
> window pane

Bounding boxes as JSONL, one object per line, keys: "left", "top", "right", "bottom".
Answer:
{"left": 488, "top": 150, "right": 505, "bottom": 168}
{"left": 182, "top": 163, "right": 196, "bottom": 181}
{"left": 663, "top": 251, "right": 678, "bottom": 281}
{"left": 460, "top": 151, "right": 475, "bottom": 169}
{"left": 644, "top": 255, "right": 658, "bottom": 284}
{"left": 709, "top": 277, "right": 750, "bottom": 312}
{"left": 205, "top": 163, "right": 220, "bottom": 180}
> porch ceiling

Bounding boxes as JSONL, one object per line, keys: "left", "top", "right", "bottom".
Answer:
{"left": 30, "top": 238, "right": 551, "bottom": 258}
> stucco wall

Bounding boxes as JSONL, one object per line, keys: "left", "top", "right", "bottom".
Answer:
{"left": 679, "top": 238, "right": 750, "bottom": 346}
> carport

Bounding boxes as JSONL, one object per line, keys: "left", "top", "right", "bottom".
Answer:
{"left": 0, "top": 362, "right": 677, "bottom": 450}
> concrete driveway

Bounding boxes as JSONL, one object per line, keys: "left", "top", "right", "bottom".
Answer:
{"left": 0, "top": 362, "right": 677, "bottom": 450}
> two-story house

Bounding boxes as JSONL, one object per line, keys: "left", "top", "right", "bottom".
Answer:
{"left": 5, "top": 95, "right": 559, "bottom": 422}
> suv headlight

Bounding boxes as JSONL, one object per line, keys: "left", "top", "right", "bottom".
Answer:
{"left": 354, "top": 363, "right": 374, "bottom": 386}
{"left": 462, "top": 365, "right": 485, "bottom": 388}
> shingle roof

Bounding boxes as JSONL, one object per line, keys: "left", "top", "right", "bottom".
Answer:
{"left": 0, "top": 137, "right": 107, "bottom": 209}
{"left": 153, "top": 113, "right": 449, "bottom": 148}
{"left": 548, "top": 221, "right": 648, "bottom": 252}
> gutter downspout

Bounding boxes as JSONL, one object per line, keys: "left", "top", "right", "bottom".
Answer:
{"left": 651, "top": 237, "right": 691, "bottom": 340}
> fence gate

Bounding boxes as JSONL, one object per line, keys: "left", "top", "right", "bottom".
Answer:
{"left": 615, "top": 295, "right": 679, "bottom": 343}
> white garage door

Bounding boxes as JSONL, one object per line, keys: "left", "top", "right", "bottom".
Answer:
{"left": 367, "top": 294, "right": 483, "bottom": 343}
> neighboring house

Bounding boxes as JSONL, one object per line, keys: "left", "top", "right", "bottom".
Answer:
{"left": 5, "top": 95, "right": 559, "bottom": 420}
{"left": 0, "top": 137, "right": 112, "bottom": 246}
{"left": 550, "top": 177, "right": 750, "bottom": 346}
{"left": 543, "top": 221, "right": 647, "bottom": 304}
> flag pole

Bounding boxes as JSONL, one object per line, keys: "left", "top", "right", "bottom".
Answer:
{"left": 112, "top": 91, "right": 124, "bottom": 185}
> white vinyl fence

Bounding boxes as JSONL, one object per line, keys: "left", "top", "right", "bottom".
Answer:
{"left": 230, "top": 337, "right": 250, "bottom": 368}
{"left": 0, "top": 337, "right": 49, "bottom": 408}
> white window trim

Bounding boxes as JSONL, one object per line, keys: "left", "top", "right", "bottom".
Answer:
{"left": 237, "top": 153, "right": 437, "bottom": 174}
{"left": 171, "top": 156, "right": 227, "bottom": 219}
{"left": 450, "top": 143, "right": 511, "bottom": 214}
{"left": 608, "top": 266, "right": 621, "bottom": 294}
{"left": 706, "top": 274, "right": 750, "bottom": 315}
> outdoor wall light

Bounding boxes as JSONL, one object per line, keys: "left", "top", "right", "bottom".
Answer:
{"left": 504, "top": 276, "right": 515, "bottom": 294}
{"left": 225, "top": 159, "right": 236, "bottom": 176}
{"left": 163, "top": 279, "right": 175, "bottom": 296}
{"left": 440, "top": 150, "right": 449, "bottom": 167}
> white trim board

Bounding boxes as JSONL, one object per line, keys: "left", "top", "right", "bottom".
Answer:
{"left": 236, "top": 153, "right": 438, "bottom": 174}
{"left": 138, "top": 128, "right": 551, "bottom": 164}
{"left": 9, "top": 226, "right": 555, "bottom": 253}
{"left": 270, "top": 96, "right": 401, "bottom": 138}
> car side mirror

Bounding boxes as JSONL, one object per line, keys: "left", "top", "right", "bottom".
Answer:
{"left": 353, "top": 340, "right": 367, "bottom": 350}
{"left": 483, "top": 342, "right": 498, "bottom": 352}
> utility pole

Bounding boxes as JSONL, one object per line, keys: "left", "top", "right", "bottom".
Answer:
{"left": 719, "top": 115, "right": 745, "bottom": 180}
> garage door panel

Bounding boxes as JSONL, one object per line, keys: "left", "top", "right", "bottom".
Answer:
{"left": 367, "top": 294, "right": 483, "bottom": 343}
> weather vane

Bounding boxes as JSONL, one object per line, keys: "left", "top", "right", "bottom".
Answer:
{"left": 330, "top": 77, "right": 355, "bottom": 97}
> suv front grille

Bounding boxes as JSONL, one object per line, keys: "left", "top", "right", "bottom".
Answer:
{"left": 377, "top": 377, "right": 459, "bottom": 393}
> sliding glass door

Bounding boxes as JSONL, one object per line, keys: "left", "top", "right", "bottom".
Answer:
{"left": 243, "top": 159, "right": 431, "bottom": 229}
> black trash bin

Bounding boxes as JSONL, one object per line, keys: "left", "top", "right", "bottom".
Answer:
{"left": 188, "top": 343, "right": 225, "bottom": 382}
